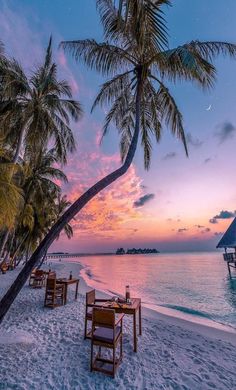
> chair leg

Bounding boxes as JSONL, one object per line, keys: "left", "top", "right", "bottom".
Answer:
{"left": 113, "top": 347, "right": 115, "bottom": 378}
{"left": 90, "top": 342, "right": 94, "bottom": 372}
{"left": 44, "top": 293, "right": 47, "bottom": 307}
{"left": 63, "top": 286, "right": 65, "bottom": 305}
{"left": 84, "top": 317, "right": 87, "bottom": 339}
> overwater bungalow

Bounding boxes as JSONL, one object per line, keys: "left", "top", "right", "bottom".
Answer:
{"left": 217, "top": 217, "right": 236, "bottom": 278}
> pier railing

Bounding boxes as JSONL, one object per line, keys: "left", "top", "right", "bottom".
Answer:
{"left": 223, "top": 252, "right": 236, "bottom": 262}
{"left": 46, "top": 253, "right": 81, "bottom": 259}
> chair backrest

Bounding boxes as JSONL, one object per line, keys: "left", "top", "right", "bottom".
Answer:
{"left": 35, "top": 269, "right": 44, "bottom": 277}
{"left": 46, "top": 277, "right": 56, "bottom": 290}
{"left": 48, "top": 271, "right": 56, "bottom": 279}
{"left": 86, "top": 289, "right": 95, "bottom": 305}
{"left": 92, "top": 307, "right": 115, "bottom": 329}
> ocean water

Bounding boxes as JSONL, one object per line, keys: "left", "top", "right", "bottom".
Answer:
{"left": 74, "top": 251, "right": 236, "bottom": 330}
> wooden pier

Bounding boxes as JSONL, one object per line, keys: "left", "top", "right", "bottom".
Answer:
{"left": 46, "top": 253, "right": 81, "bottom": 260}
{"left": 217, "top": 217, "right": 236, "bottom": 278}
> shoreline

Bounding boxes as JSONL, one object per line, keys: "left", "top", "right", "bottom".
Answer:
{"left": 1, "top": 260, "right": 236, "bottom": 389}
{"left": 57, "top": 259, "right": 236, "bottom": 346}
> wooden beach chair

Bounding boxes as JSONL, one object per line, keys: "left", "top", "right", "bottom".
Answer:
{"left": 29, "top": 268, "right": 37, "bottom": 286}
{"left": 84, "top": 289, "right": 107, "bottom": 339}
{"left": 90, "top": 307, "right": 124, "bottom": 378}
{"left": 32, "top": 269, "right": 45, "bottom": 288}
{"left": 44, "top": 276, "right": 65, "bottom": 308}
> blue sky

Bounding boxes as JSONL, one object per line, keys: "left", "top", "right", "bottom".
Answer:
{"left": 1, "top": 0, "right": 236, "bottom": 252}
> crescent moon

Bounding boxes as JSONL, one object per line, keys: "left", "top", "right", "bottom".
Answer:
{"left": 206, "top": 104, "right": 212, "bottom": 111}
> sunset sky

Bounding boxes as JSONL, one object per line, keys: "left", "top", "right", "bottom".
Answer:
{"left": 2, "top": 0, "right": 236, "bottom": 252}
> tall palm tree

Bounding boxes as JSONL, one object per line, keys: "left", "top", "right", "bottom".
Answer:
{"left": 1, "top": 0, "right": 236, "bottom": 323}
{"left": 7, "top": 149, "right": 69, "bottom": 264}
{"left": 0, "top": 146, "right": 22, "bottom": 232}
{"left": 0, "top": 147, "right": 23, "bottom": 260}
{"left": 0, "top": 37, "right": 82, "bottom": 256}
{"left": 0, "top": 37, "right": 82, "bottom": 165}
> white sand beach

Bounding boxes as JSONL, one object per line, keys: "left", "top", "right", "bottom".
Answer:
{"left": 0, "top": 261, "right": 236, "bottom": 390}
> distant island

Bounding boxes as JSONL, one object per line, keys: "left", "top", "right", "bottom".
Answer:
{"left": 116, "top": 248, "right": 159, "bottom": 255}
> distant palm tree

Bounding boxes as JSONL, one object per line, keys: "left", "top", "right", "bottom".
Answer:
{"left": 0, "top": 37, "right": 82, "bottom": 165}
{"left": 1, "top": 0, "right": 236, "bottom": 323}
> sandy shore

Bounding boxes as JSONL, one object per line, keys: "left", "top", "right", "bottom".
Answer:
{"left": 0, "top": 261, "right": 236, "bottom": 390}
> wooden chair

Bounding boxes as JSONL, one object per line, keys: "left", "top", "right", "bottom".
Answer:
{"left": 32, "top": 269, "right": 45, "bottom": 288}
{"left": 90, "top": 307, "right": 124, "bottom": 378}
{"left": 84, "top": 289, "right": 107, "bottom": 339}
{"left": 48, "top": 271, "right": 56, "bottom": 279}
{"left": 29, "top": 268, "right": 37, "bottom": 286}
{"left": 44, "top": 277, "right": 65, "bottom": 308}
{"left": 0, "top": 262, "right": 8, "bottom": 274}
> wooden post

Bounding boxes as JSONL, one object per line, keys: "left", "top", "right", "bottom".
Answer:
{"left": 227, "top": 262, "right": 232, "bottom": 278}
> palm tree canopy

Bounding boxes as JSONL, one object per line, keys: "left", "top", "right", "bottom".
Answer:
{"left": 0, "top": 37, "right": 83, "bottom": 164}
{"left": 12, "top": 148, "right": 70, "bottom": 254}
{"left": 61, "top": 0, "right": 236, "bottom": 169}
{"left": 0, "top": 162, "right": 23, "bottom": 230}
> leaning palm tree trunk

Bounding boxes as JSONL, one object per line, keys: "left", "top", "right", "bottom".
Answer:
{"left": 0, "top": 231, "right": 10, "bottom": 262}
{"left": 0, "top": 76, "right": 142, "bottom": 324}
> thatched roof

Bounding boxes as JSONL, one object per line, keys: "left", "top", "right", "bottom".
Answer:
{"left": 217, "top": 217, "right": 236, "bottom": 248}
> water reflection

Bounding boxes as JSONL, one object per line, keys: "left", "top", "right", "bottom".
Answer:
{"left": 77, "top": 252, "right": 236, "bottom": 327}
{"left": 226, "top": 277, "right": 236, "bottom": 309}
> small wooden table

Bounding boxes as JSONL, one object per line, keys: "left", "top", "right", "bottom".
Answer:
{"left": 95, "top": 298, "right": 142, "bottom": 352}
{"left": 57, "top": 278, "right": 80, "bottom": 304}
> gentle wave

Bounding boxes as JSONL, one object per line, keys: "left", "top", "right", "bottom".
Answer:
{"left": 159, "top": 304, "right": 212, "bottom": 319}
{"left": 76, "top": 252, "right": 236, "bottom": 329}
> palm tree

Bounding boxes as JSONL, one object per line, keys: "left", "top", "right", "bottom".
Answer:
{"left": 0, "top": 147, "right": 23, "bottom": 260}
{"left": 55, "top": 194, "right": 73, "bottom": 239}
{"left": 0, "top": 37, "right": 82, "bottom": 256}
{"left": 7, "top": 149, "right": 69, "bottom": 265}
{"left": 0, "top": 37, "right": 82, "bottom": 165}
{"left": 1, "top": 0, "right": 236, "bottom": 323}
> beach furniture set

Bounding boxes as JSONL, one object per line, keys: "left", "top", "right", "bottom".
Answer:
{"left": 84, "top": 288, "right": 142, "bottom": 377}
{"left": 28, "top": 269, "right": 142, "bottom": 377}
{"left": 90, "top": 307, "right": 124, "bottom": 377}
{"left": 29, "top": 268, "right": 80, "bottom": 307}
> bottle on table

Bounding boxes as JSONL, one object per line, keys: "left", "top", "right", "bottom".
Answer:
{"left": 125, "top": 285, "right": 130, "bottom": 302}
{"left": 69, "top": 271, "right": 72, "bottom": 280}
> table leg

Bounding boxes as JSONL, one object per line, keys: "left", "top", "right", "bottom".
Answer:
{"left": 75, "top": 281, "right": 79, "bottom": 300}
{"left": 64, "top": 284, "right": 68, "bottom": 305}
{"left": 133, "top": 311, "right": 137, "bottom": 352}
{"left": 139, "top": 304, "right": 142, "bottom": 335}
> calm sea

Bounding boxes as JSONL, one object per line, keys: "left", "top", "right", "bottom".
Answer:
{"left": 72, "top": 252, "right": 236, "bottom": 330}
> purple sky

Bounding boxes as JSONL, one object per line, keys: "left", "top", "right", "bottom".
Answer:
{"left": 2, "top": 0, "right": 236, "bottom": 252}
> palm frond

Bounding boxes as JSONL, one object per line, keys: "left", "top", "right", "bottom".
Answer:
{"left": 0, "top": 163, "right": 23, "bottom": 229}
{"left": 150, "top": 75, "right": 188, "bottom": 155}
{"left": 91, "top": 70, "right": 133, "bottom": 112}
{"left": 156, "top": 45, "right": 216, "bottom": 89}
{"left": 109, "top": 0, "right": 170, "bottom": 52}
{"left": 60, "top": 39, "right": 134, "bottom": 75}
